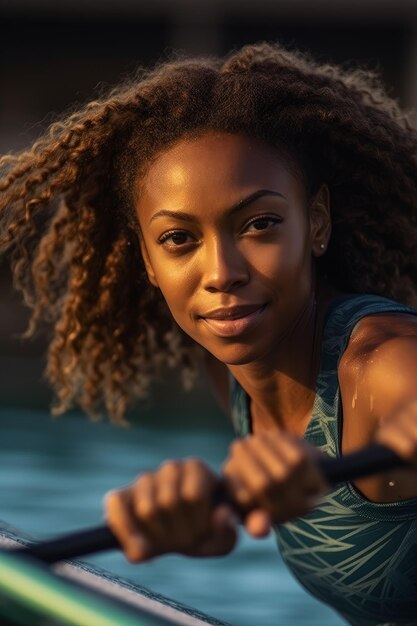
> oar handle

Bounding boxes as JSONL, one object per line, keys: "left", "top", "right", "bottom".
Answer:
{"left": 319, "top": 442, "right": 406, "bottom": 484}
{"left": 14, "top": 525, "right": 121, "bottom": 564}
{"left": 14, "top": 443, "right": 406, "bottom": 564}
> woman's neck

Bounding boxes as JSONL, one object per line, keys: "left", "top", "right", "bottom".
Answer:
{"left": 227, "top": 282, "right": 341, "bottom": 435}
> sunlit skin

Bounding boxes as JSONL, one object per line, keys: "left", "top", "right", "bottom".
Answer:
{"left": 105, "top": 132, "right": 417, "bottom": 564}
{"left": 138, "top": 133, "right": 332, "bottom": 425}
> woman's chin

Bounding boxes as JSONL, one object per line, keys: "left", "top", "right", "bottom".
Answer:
{"left": 206, "top": 343, "right": 268, "bottom": 367}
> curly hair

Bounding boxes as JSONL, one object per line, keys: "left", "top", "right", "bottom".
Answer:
{"left": 1, "top": 42, "right": 417, "bottom": 423}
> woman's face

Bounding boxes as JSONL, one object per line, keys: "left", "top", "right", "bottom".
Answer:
{"left": 135, "top": 132, "right": 329, "bottom": 366}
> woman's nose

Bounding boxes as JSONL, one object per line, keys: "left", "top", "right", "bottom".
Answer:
{"left": 202, "top": 237, "right": 249, "bottom": 293}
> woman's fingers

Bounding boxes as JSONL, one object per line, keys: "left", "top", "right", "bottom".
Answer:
{"left": 180, "top": 458, "right": 216, "bottom": 535}
{"left": 104, "top": 488, "right": 150, "bottom": 563}
{"left": 222, "top": 431, "right": 327, "bottom": 526}
{"left": 105, "top": 431, "right": 328, "bottom": 565}
{"left": 104, "top": 458, "right": 237, "bottom": 563}
{"left": 253, "top": 432, "right": 326, "bottom": 499}
{"left": 154, "top": 461, "right": 190, "bottom": 547}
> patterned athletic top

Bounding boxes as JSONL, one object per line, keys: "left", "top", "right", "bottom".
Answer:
{"left": 230, "top": 294, "right": 417, "bottom": 626}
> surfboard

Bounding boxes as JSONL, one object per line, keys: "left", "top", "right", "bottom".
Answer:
{"left": 0, "top": 523, "right": 230, "bottom": 626}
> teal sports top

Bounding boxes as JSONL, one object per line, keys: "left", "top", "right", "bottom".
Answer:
{"left": 230, "top": 294, "right": 417, "bottom": 626}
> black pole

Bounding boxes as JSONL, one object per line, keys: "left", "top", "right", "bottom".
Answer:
{"left": 13, "top": 443, "right": 405, "bottom": 565}
{"left": 318, "top": 442, "right": 405, "bottom": 484}
{"left": 13, "top": 525, "right": 121, "bottom": 564}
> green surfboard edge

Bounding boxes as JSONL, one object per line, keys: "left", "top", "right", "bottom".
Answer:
{"left": 0, "top": 523, "right": 232, "bottom": 626}
{"left": 0, "top": 549, "right": 173, "bottom": 626}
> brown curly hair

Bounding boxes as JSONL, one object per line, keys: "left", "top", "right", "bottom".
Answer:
{"left": 1, "top": 42, "right": 417, "bottom": 423}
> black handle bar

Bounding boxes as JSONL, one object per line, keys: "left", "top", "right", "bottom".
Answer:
{"left": 13, "top": 443, "right": 405, "bottom": 565}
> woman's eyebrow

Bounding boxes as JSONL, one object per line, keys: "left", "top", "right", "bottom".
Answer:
{"left": 149, "top": 189, "right": 286, "bottom": 224}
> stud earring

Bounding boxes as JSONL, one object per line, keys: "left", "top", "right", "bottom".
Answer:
{"left": 320, "top": 244, "right": 325, "bottom": 250}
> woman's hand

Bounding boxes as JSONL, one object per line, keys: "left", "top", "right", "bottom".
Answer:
{"left": 104, "top": 458, "right": 238, "bottom": 563}
{"left": 222, "top": 430, "right": 328, "bottom": 538}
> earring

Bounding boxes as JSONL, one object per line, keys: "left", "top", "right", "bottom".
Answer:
{"left": 320, "top": 244, "right": 325, "bottom": 250}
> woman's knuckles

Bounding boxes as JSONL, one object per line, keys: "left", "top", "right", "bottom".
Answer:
{"left": 157, "top": 460, "right": 181, "bottom": 482}
{"left": 250, "top": 473, "right": 277, "bottom": 499}
{"left": 134, "top": 496, "right": 158, "bottom": 522}
{"left": 181, "top": 485, "right": 208, "bottom": 509}
{"left": 229, "top": 440, "right": 260, "bottom": 463}
{"left": 104, "top": 489, "right": 131, "bottom": 521}
{"left": 157, "top": 488, "right": 181, "bottom": 512}
{"left": 284, "top": 447, "right": 307, "bottom": 469}
{"left": 103, "top": 489, "right": 121, "bottom": 513}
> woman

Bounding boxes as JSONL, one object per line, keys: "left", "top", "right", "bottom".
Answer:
{"left": 2, "top": 42, "right": 417, "bottom": 625}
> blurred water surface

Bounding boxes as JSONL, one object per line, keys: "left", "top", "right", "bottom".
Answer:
{"left": 0, "top": 407, "right": 345, "bottom": 626}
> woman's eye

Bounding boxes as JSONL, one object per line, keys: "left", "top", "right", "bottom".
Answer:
{"left": 158, "top": 231, "right": 195, "bottom": 247}
{"left": 244, "top": 216, "right": 282, "bottom": 232}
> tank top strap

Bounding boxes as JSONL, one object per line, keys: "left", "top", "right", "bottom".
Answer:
{"left": 229, "top": 293, "right": 417, "bottom": 443}
{"left": 305, "top": 293, "right": 417, "bottom": 456}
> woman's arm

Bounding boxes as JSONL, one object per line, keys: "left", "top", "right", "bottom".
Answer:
{"left": 339, "top": 313, "right": 417, "bottom": 501}
{"left": 105, "top": 354, "right": 233, "bottom": 563}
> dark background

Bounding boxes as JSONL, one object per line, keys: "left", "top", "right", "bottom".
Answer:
{"left": 2, "top": 0, "right": 417, "bottom": 412}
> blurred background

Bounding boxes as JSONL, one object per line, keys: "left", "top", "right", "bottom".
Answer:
{"left": 2, "top": 0, "right": 417, "bottom": 406}
{"left": 1, "top": 1, "right": 417, "bottom": 625}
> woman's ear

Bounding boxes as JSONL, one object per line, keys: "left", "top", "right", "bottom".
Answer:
{"left": 309, "top": 184, "right": 331, "bottom": 257}
{"left": 139, "top": 236, "right": 159, "bottom": 287}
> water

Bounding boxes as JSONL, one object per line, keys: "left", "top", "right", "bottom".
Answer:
{"left": 0, "top": 406, "right": 345, "bottom": 626}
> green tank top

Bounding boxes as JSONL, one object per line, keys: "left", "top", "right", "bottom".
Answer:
{"left": 230, "top": 294, "right": 417, "bottom": 626}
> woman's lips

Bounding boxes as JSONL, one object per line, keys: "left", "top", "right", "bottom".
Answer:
{"left": 199, "top": 304, "right": 267, "bottom": 337}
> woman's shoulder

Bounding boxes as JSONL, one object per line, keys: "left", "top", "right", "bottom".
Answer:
{"left": 339, "top": 308, "right": 417, "bottom": 428}
{"left": 323, "top": 292, "right": 417, "bottom": 366}
{"left": 340, "top": 308, "right": 417, "bottom": 370}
